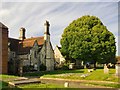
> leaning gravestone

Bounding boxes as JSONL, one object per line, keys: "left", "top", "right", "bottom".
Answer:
{"left": 104, "top": 64, "right": 109, "bottom": 74}
{"left": 115, "top": 64, "right": 120, "bottom": 77}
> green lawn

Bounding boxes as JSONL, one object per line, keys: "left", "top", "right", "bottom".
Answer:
{"left": 0, "top": 74, "right": 20, "bottom": 89}
{"left": 0, "top": 74, "right": 19, "bottom": 81}
{"left": 0, "top": 69, "right": 119, "bottom": 88}
{"left": 24, "top": 69, "right": 118, "bottom": 82}
{"left": 81, "top": 82, "right": 120, "bottom": 88}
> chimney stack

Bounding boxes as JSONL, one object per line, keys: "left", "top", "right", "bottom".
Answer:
{"left": 19, "top": 27, "right": 26, "bottom": 40}
{"left": 44, "top": 20, "right": 50, "bottom": 41}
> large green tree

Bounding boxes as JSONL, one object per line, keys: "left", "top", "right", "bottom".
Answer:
{"left": 60, "top": 15, "right": 116, "bottom": 68}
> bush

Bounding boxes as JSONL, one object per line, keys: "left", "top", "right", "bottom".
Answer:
{"left": 61, "top": 64, "right": 69, "bottom": 70}
{"left": 23, "top": 65, "right": 34, "bottom": 72}
{"left": 40, "top": 64, "right": 46, "bottom": 71}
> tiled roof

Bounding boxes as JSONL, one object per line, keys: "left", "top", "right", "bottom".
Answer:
{"left": 8, "top": 36, "right": 44, "bottom": 54}
{"left": 18, "top": 36, "right": 44, "bottom": 54}
{"left": 21, "top": 36, "right": 44, "bottom": 47}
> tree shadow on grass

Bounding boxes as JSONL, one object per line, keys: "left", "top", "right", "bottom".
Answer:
{"left": 0, "top": 81, "right": 8, "bottom": 88}
{"left": 1, "top": 81, "right": 22, "bottom": 90}
{"left": 23, "top": 69, "right": 84, "bottom": 77}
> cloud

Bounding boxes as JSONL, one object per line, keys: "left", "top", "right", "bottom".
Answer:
{"left": 2, "top": 0, "right": 119, "bottom": 2}
{"left": 1, "top": 2, "right": 119, "bottom": 55}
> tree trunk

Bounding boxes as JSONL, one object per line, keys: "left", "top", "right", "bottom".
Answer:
{"left": 93, "top": 60, "right": 96, "bottom": 69}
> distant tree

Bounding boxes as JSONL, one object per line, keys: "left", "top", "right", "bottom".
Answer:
{"left": 60, "top": 15, "right": 116, "bottom": 68}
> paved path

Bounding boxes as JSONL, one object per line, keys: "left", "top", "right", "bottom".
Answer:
{"left": 6, "top": 76, "right": 119, "bottom": 89}
{"left": 40, "top": 77, "right": 119, "bottom": 84}
{"left": 40, "top": 77, "right": 114, "bottom": 88}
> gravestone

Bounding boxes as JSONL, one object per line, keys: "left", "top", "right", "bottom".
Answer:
{"left": 88, "top": 69, "right": 94, "bottom": 72}
{"left": 34, "top": 64, "right": 38, "bottom": 70}
{"left": 115, "top": 64, "right": 120, "bottom": 76}
{"left": 104, "top": 64, "right": 109, "bottom": 74}
{"left": 69, "top": 63, "right": 75, "bottom": 70}
{"left": 64, "top": 82, "right": 69, "bottom": 87}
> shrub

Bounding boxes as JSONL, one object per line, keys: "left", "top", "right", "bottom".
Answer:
{"left": 40, "top": 64, "right": 46, "bottom": 71}
{"left": 61, "top": 63, "right": 69, "bottom": 70}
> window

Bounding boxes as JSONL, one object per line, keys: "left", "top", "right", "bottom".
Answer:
{"left": 34, "top": 51, "right": 37, "bottom": 58}
{"left": 13, "top": 52, "right": 16, "bottom": 57}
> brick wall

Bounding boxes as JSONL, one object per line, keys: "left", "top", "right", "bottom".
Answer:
{"left": 0, "top": 23, "right": 8, "bottom": 74}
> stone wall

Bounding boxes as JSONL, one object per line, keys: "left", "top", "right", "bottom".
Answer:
{"left": 54, "top": 46, "right": 65, "bottom": 65}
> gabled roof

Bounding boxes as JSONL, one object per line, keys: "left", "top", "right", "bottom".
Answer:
{"left": 18, "top": 36, "right": 44, "bottom": 54}
{"left": 21, "top": 36, "right": 44, "bottom": 47}
{"left": 56, "top": 45, "right": 61, "bottom": 50}
{"left": 0, "top": 22, "right": 8, "bottom": 29}
{"left": 8, "top": 36, "right": 44, "bottom": 55}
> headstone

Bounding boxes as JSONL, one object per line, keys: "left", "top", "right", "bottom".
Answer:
{"left": 115, "top": 64, "right": 120, "bottom": 76}
{"left": 88, "top": 69, "right": 94, "bottom": 72}
{"left": 34, "top": 64, "right": 37, "bottom": 70}
{"left": 104, "top": 64, "right": 109, "bottom": 74}
{"left": 69, "top": 63, "right": 75, "bottom": 69}
{"left": 64, "top": 82, "right": 69, "bottom": 87}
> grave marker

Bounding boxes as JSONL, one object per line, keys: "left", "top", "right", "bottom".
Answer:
{"left": 104, "top": 64, "right": 109, "bottom": 74}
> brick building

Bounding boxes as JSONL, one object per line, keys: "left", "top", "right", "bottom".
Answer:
{"left": 0, "top": 22, "right": 8, "bottom": 74}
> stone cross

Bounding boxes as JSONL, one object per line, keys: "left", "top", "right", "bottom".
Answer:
{"left": 104, "top": 64, "right": 109, "bottom": 74}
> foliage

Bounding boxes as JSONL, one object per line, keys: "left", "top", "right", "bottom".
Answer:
{"left": 40, "top": 64, "right": 46, "bottom": 71}
{"left": 61, "top": 63, "right": 69, "bottom": 70}
{"left": 23, "top": 65, "right": 35, "bottom": 72}
{"left": 60, "top": 15, "right": 116, "bottom": 65}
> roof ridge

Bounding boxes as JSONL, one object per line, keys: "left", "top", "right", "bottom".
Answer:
{"left": 24, "top": 36, "right": 44, "bottom": 41}
{"left": 0, "top": 22, "right": 8, "bottom": 29}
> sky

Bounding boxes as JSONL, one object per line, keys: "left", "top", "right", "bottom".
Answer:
{"left": 0, "top": 0, "right": 119, "bottom": 55}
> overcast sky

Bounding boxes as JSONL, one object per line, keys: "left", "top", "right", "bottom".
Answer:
{"left": 0, "top": 0, "right": 119, "bottom": 55}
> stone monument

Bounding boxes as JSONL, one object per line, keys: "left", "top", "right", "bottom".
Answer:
{"left": 104, "top": 64, "right": 109, "bottom": 74}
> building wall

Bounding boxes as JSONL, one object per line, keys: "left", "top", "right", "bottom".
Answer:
{"left": 54, "top": 46, "right": 65, "bottom": 65}
{"left": 0, "top": 25, "right": 8, "bottom": 74}
{"left": 40, "top": 44, "right": 46, "bottom": 66}
{"left": 30, "top": 42, "right": 40, "bottom": 66}
{"left": 45, "top": 41, "right": 54, "bottom": 71}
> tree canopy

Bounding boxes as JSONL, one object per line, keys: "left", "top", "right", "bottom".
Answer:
{"left": 60, "top": 15, "right": 116, "bottom": 66}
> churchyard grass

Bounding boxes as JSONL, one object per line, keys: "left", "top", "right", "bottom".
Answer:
{"left": 0, "top": 74, "right": 19, "bottom": 80}
{"left": 23, "top": 69, "right": 120, "bottom": 88}
{"left": 1, "top": 69, "right": 119, "bottom": 88}
{"left": 81, "top": 82, "right": 120, "bottom": 88}
{"left": 0, "top": 74, "right": 19, "bottom": 88}
{"left": 24, "top": 69, "right": 118, "bottom": 82}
